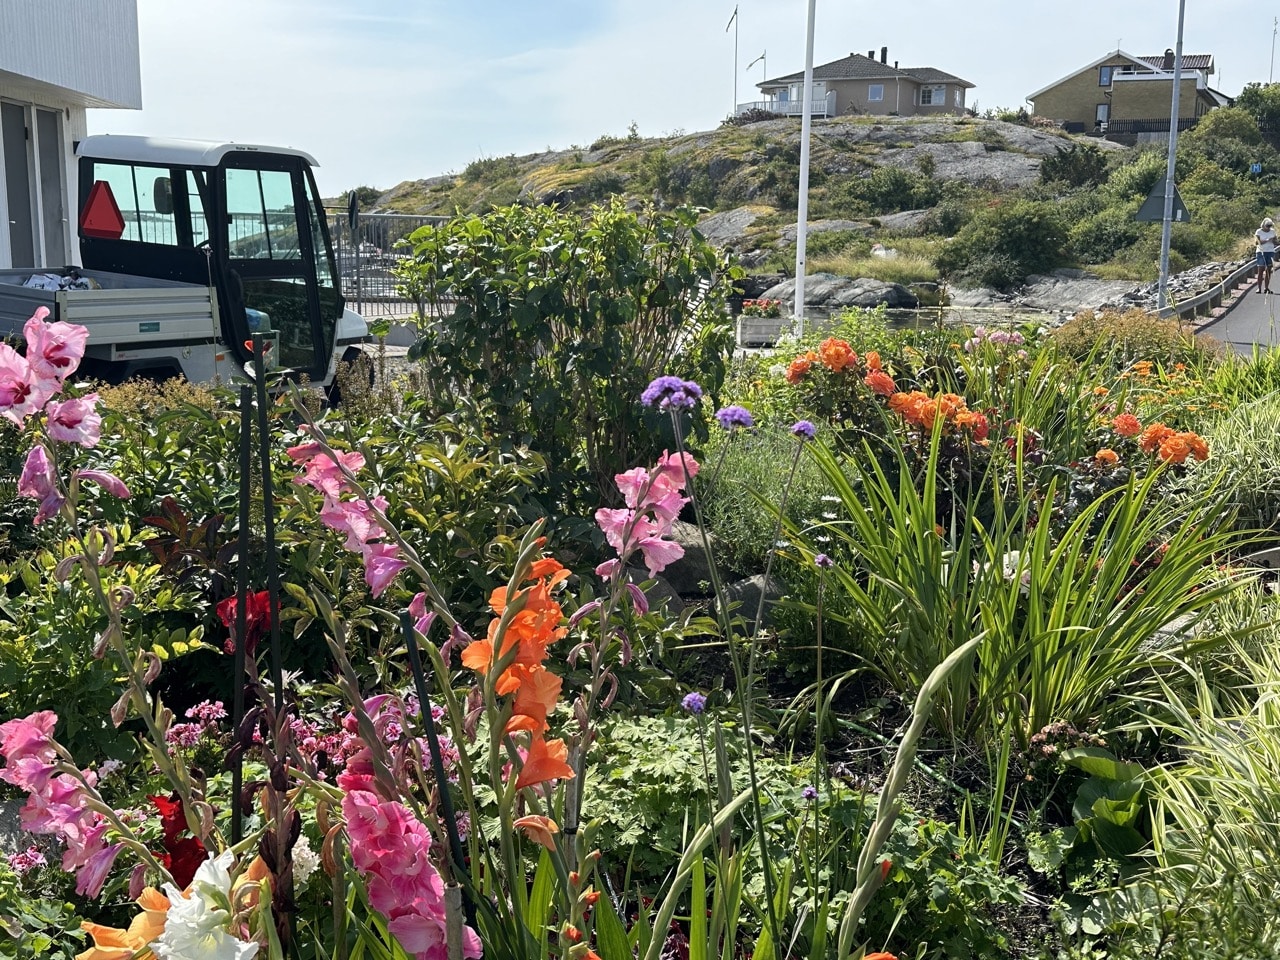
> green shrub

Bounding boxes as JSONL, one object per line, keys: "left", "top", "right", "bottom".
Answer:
{"left": 461, "top": 154, "right": 520, "bottom": 184}
{"left": 1040, "top": 142, "right": 1108, "bottom": 188}
{"left": 1182, "top": 393, "right": 1280, "bottom": 533}
{"left": 934, "top": 199, "right": 1067, "bottom": 289}
{"left": 1181, "top": 162, "right": 1242, "bottom": 199}
{"left": 831, "top": 165, "right": 941, "bottom": 217}
{"left": 1069, "top": 206, "right": 1143, "bottom": 263}
{"left": 1106, "top": 150, "right": 1168, "bottom": 200}
{"left": 1049, "top": 308, "right": 1210, "bottom": 368}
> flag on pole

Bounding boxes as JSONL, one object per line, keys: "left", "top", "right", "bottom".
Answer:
{"left": 726, "top": 5, "right": 737, "bottom": 31}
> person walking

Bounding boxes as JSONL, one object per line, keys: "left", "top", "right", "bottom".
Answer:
{"left": 1255, "top": 217, "right": 1278, "bottom": 293}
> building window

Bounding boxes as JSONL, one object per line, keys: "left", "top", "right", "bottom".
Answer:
{"left": 919, "top": 85, "right": 945, "bottom": 106}
{"left": 953, "top": 89, "right": 962, "bottom": 107}
{"left": 868, "top": 84, "right": 884, "bottom": 102}
{"left": 1099, "top": 65, "right": 1113, "bottom": 86}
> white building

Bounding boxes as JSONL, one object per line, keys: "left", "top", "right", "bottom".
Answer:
{"left": 0, "top": 0, "right": 141, "bottom": 270}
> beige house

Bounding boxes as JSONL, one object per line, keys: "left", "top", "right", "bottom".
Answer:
{"left": 736, "top": 48, "right": 973, "bottom": 119}
{"left": 1028, "top": 50, "right": 1229, "bottom": 136}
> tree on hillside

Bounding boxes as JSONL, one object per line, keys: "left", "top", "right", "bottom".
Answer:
{"left": 1235, "top": 83, "right": 1280, "bottom": 129}
{"left": 338, "top": 185, "right": 382, "bottom": 210}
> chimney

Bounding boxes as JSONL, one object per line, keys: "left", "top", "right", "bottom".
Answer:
{"left": 868, "top": 49, "right": 875, "bottom": 59}
{"left": 894, "top": 60, "right": 899, "bottom": 69}
{"left": 881, "top": 46, "right": 888, "bottom": 64}
{"left": 1163, "top": 48, "right": 1175, "bottom": 70}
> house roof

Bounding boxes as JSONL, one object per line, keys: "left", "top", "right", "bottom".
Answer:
{"left": 1138, "top": 53, "right": 1214, "bottom": 72}
{"left": 761, "top": 53, "right": 973, "bottom": 89}
{"left": 1028, "top": 49, "right": 1215, "bottom": 103}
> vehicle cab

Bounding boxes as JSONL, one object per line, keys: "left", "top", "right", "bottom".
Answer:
{"left": 74, "top": 135, "right": 367, "bottom": 384}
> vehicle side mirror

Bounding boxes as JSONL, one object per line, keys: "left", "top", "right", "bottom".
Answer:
{"left": 153, "top": 176, "right": 174, "bottom": 215}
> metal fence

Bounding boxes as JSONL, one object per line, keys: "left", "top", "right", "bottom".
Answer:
{"left": 324, "top": 211, "right": 450, "bottom": 316}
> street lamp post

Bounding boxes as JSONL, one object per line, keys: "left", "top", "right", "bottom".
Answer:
{"left": 1157, "top": 0, "right": 1186, "bottom": 312}
{"left": 793, "top": 0, "right": 817, "bottom": 337}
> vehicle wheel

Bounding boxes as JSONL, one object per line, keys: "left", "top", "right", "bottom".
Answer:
{"left": 325, "top": 347, "right": 374, "bottom": 407}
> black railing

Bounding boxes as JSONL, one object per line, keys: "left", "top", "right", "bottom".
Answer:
{"left": 1103, "top": 117, "right": 1200, "bottom": 135}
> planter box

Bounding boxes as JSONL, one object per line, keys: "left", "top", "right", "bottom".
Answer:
{"left": 736, "top": 316, "right": 791, "bottom": 347}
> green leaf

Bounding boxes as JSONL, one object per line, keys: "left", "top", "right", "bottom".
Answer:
{"left": 1061, "top": 746, "right": 1145, "bottom": 783}
{"left": 594, "top": 887, "right": 632, "bottom": 960}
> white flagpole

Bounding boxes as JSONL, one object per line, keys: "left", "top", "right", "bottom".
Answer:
{"left": 793, "top": 0, "right": 817, "bottom": 337}
{"left": 727, "top": 6, "right": 739, "bottom": 116}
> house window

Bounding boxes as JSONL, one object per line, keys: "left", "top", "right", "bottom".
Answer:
{"left": 953, "top": 89, "right": 962, "bottom": 107}
{"left": 919, "top": 85, "right": 946, "bottom": 106}
{"left": 1099, "top": 66, "right": 1113, "bottom": 86}
{"left": 868, "top": 84, "right": 884, "bottom": 102}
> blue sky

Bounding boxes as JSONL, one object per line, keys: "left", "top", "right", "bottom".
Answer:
{"left": 92, "top": 0, "right": 1264, "bottom": 197}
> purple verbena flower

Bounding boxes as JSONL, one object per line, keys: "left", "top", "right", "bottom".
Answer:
{"left": 715, "top": 405, "right": 755, "bottom": 430}
{"left": 682, "top": 691, "right": 708, "bottom": 714}
{"left": 642, "top": 376, "right": 703, "bottom": 411}
{"left": 801, "top": 785, "right": 818, "bottom": 801}
{"left": 790, "top": 420, "right": 817, "bottom": 440}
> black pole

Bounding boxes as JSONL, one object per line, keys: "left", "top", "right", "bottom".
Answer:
{"left": 231, "top": 384, "right": 253, "bottom": 846}
{"left": 251, "top": 334, "right": 285, "bottom": 713}
{"left": 401, "top": 612, "right": 473, "bottom": 926}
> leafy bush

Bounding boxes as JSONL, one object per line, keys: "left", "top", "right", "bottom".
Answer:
{"left": 461, "top": 153, "right": 521, "bottom": 184}
{"left": 398, "top": 200, "right": 738, "bottom": 508}
{"left": 1069, "top": 206, "right": 1143, "bottom": 264}
{"left": 1106, "top": 151, "right": 1168, "bottom": 201}
{"left": 722, "top": 107, "right": 785, "bottom": 126}
{"left": 934, "top": 199, "right": 1067, "bottom": 290}
{"left": 1040, "top": 142, "right": 1108, "bottom": 188}
{"left": 831, "top": 166, "right": 941, "bottom": 217}
{"left": 1049, "top": 309, "right": 1211, "bottom": 369}
{"left": 1184, "top": 105, "right": 1264, "bottom": 146}
{"left": 1181, "top": 162, "right": 1242, "bottom": 199}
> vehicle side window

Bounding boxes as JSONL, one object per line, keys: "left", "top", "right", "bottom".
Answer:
{"left": 225, "top": 168, "right": 301, "bottom": 260}
{"left": 186, "top": 170, "right": 210, "bottom": 246}
{"left": 88, "top": 162, "right": 178, "bottom": 245}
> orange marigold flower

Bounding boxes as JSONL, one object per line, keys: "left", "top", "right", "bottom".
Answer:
{"left": 1094, "top": 448, "right": 1119, "bottom": 465}
{"left": 1112, "top": 413, "right": 1142, "bottom": 438}
{"left": 1184, "top": 432, "right": 1209, "bottom": 461}
{"left": 785, "top": 357, "right": 812, "bottom": 385}
{"left": 1139, "top": 423, "right": 1176, "bottom": 454}
{"left": 817, "top": 337, "right": 858, "bottom": 373}
{"left": 864, "top": 369, "right": 896, "bottom": 396}
{"left": 1132, "top": 360, "right": 1154, "bottom": 377}
{"left": 1158, "top": 435, "right": 1190, "bottom": 464}
{"left": 864, "top": 350, "right": 882, "bottom": 371}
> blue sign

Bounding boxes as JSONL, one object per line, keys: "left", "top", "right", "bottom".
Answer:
{"left": 1252, "top": 162, "right": 1264, "bottom": 175}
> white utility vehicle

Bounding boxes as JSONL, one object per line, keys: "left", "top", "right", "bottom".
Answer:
{"left": 0, "top": 136, "right": 368, "bottom": 387}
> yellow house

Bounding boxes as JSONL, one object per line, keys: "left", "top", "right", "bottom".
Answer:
{"left": 1028, "top": 50, "right": 1228, "bottom": 137}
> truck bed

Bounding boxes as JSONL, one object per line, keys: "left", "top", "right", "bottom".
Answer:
{"left": 0, "top": 268, "right": 220, "bottom": 345}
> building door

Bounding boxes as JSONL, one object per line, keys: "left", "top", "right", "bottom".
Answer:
{"left": 35, "top": 109, "right": 67, "bottom": 267}
{"left": 1, "top": 101, "right": 36, "bottom": 268}
{"left": 1096, "top": 103, "right": 1110, "bottom": 128}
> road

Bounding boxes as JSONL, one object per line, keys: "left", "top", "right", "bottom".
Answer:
{"left": 1198, "top": 273, "right": 1280, "bottom": 355}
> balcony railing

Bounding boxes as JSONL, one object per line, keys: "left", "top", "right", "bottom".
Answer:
{"left": 735, "top": 91, "right": 835, "bottom": 118}
{"left": 1103, "top": 117, "right": 1200, "bottom": 135}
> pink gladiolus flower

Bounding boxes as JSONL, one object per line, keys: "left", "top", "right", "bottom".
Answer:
{"left": 24, "top": 310, "right": 89, "bottom": 382}
{"left": 595, "top": 559, "right": 619, "bottom": 579}
{"left": 45, "top": 393, "right": 102, "bottom": 446}
{"left": 0, "top": 711, "right": 58, "bottom": 764}
{"left": 293, "top": 450, "right": 366, "bottom": 497}
{"left": 636, "top": 535, "right": 684, "bottom": 577}
{"left": 73, "top": 841, "right": 123, "bottom": 897}
{"left": 321, "top": 495, "right": 387, "bottom": 550}
{"left": 362, "top": 541, "right": 408, "bottom": 597}
{"left": 409, "top": 592, "right": 435, "bottom": 636}
{"left": 17, "top": 446, "right": 65, "bottom": 523}
{"left": 75, "top": 469, "right": 131, "bottom": 499}
{"left": 0, "top": 342, "right": 56, "bottom": 426}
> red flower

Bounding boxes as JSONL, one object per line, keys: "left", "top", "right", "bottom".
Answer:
{"left": 149, "top": 794, "right": 206, "bottom": 889}
{"left": 216, "top": 590, "right": 275, "bottom": 656}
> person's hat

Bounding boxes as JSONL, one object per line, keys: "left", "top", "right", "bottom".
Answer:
{"left": 1265, "top": 218, "right": 1274, "bottom": 227}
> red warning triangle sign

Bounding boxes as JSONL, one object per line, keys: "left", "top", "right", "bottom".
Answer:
{"left": 79, "top": 181, "right": 127, "bottom": 240}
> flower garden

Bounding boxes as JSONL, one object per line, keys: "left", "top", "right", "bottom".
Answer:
{"left": 4, "top": 202, "right": 1280, "bottom": 960}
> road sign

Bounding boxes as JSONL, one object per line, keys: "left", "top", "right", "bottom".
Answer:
{"left": 1252, "top": 162, "right": 1264, "bottom": 175}
{"left": 347, "top": 191, "right": 360, "bottom": 233}
{"left": 1136, "top": 182, "right": 1191, "bottom": 223}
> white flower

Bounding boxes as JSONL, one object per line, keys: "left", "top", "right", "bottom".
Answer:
{"left": 97, "top": 758, "right": 124, "bottom": 779}
{"left": 293, "top": 835, "right": 319, "bottom": 886}
{"left": 152, "top": 851, "right": 259, "bottom": 960}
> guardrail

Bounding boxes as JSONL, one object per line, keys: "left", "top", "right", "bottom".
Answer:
{"left": 1157, "top": 259, "right": 1256, "bottom": 322}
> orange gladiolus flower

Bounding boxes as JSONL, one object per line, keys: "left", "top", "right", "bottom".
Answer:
{"left": 513, "top": 814, "right": 560, "bottom": 850}
{"left": 506, "top": 664, "right": 563, "bottom": 733}
{"left": 77, "top": 887, "right": 170, "bottom": 960}
{"left": 1095, "top": 448, "right": 1119, "bottom": 465}
{"left": 516, "top": 734, "right": 575, "bottom": 790}
{"left": 864, "top": 369, "right": 896, "bottom": 397}
{"left": 818, "top": 337, "right": 858, "bottom": 372}
{"left": 1112, "top": 413, "right": 1142, "bottom": 438}
{"left": 864, "top": 954, "right": 900, "bottom": 960}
